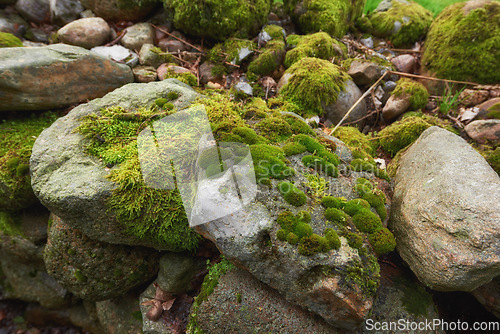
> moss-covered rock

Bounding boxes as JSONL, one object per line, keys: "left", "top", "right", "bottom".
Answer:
{"left": 378, "top": 116, "right": 433, "bottom": 156}
{"left": 391, "top": 78, "right": 429, "bottom": 110}
{"left": 248, "top": 40, "right": 286, "bottom": 76}
{"left": 278, "top": 57, "right": 351, "bottom": 118}
{"left": 421, "top": 0, "right": 500, "bottom": 84}
{"left": 368, "top": 0, "right": 433, "bottom": 47}
{"left": 283, "top": 0, "right": 366, "bottom": 37}
{"left": 0, "top": 31, "right": 23, "bottom": 48}
{"left": 0, "top": 112, "right": 58, "bottom": 211}
{"left": 368, "top": 227, "right": 396, "bottom": 255}
{"left": 163, "top": 0, "right": 272, "bottom": 41}
{"left": 284, "top": 32, "right": 345, "bottom": 68}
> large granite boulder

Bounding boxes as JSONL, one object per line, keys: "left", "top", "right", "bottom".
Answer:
{"left": 390, "top": 126, "right": 500, "bottom": 291}
{"left": 30, "top": 79, "right": 199, "bottom": 250}
{"left": 43, "top": 215, "right": 159, "bottom": 301}
{"left": 0, "top": 44, "right": 133, "bottom": 111}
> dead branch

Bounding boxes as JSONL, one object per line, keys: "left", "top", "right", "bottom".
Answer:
{"left": 152, "top": 24, "right": 205, "bottom": 54}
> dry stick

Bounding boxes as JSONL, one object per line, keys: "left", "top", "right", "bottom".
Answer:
{"left": 388, "top": 70, "right": 479, "bottom": 86}
{"left": 383, "top": 48, "right": 423, "bottom": 53}
{"left": 152, "top": 24, "right": 205, "bottom": 54}
{"left": 105, "top": 30, "right": 127, "bottom": 47}
{"left": 329, "top": 71, "right": 388, "bottom": 135}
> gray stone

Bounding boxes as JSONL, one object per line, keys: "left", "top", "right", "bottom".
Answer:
{"left": 50, "top": 0, "right": 85, "bottom": 25}
{"left": 324, "top": 80, "right": 367, "bottom": 127}
{"left": 464, "top": 119, "right": 500, "bottom": 145}
{"left": 459, "top": 89, "right": 491, "bottom": 107}
{"left": 139, "top": 43, "right": 170, "bottom": 68}
{"left": 472, "top": 276, "right": 500, "bottom": 318}
{"left": 140, "top": 284, "right": 174, "bottom": 334}
{"left": 158, "top": 38, "right": 188, "bottom": 53}
{"left": 0, "top": 44, "right": 133, "bottom": 111}
{"left": 0, "top": 9, "right": 29, "bottom": 38}
{"left": 57, "top": 17, "right": 111, "bottom": 49}
{"left": 382, "top": 93, "right": 412, "bottom": 121}
{"left": 390, "top": 126, "right": 500, "bottom": 291}
{"left": 233, "top": 81, "right": 253, "bottom": 97}
{"left": 133, "top": 65, "right": 158, "bottom": 83}
{"left": 79, "top": 0, "right": 156, "bottom": 22}
{"left": 95, "top": 293, "right": 143, "bottom": 334}
{"left": 157, "top": 253, "right": 206, "bottom": 293}
{"left": 348, "top": 60, "right": 383, "bottom": 86}
{"left": 196, "top": 267, "right": 341, "bottom": 334}
{"left": 391, "top": 54, "right": 416, "bottom": 73}
{"left": 91, "top": 44, "right": 139, "bottom": 67}
{"left": 121, "top": 22, "right": 155, "bottom": 51}
{"left": 198, "top": 61, "right": 222, "bottom": 85}
{"left": 30, "top": 79, "right": 199, "bottom": 250}
{"left": 16, "top": 0, "right": 51, "bottom": 24}
{"left": 43, "top": 215, "right": 159, "bottom": 301}
{"left": 360, "top": 37, "right": 374, "bottom": 49}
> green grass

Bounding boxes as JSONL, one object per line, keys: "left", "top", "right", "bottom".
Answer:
{"left": 364, "top": 0, "right": 468, "bottom": 16}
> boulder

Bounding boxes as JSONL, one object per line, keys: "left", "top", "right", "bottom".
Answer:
{"left": 15, "top": 0, "right": 51, "bottom": 24}
{"left": 368, "top": 0, "right": 433, "bottom": 47}
{"left": 464, "top": 119, "right": 500, "bottom": 145}
{"left": 390, "top": 126, "right": 500, "bottom": 291}
{"left": 156, "top": 253, "right": 205, "bottom": 294}
{"left": 421, "top": 0, "right": 500, "bottom": 84}
{"left": 121, "top": 22, "right": 155, "bottom": 51}
{"left": 0, "top": 44, "right": 133, "bottom": 111}
{"left": 472, "top": 277, "right": 500, "bottom": 318}
{"left": 194, "top": 267, "right": 340, "bottom": 333}
{"left": 43, "top": 215, "right": 159, "bottom": 301}
{"left": 30, "top": 79, "right": 199, "bottom": 250}
{"left": 50, "top": 0, "right": 85, "bottom": 25}
{"left": 79, "top": 0, "right": 157, "bottom": 22}
{"left": 57, "top": 17, "right": 111, "bottom": 49}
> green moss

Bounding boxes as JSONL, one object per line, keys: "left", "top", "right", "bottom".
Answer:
{"left": 346, "top": 232, "right": 363, "bottom": 249}
{"left": 331, "top": 126, "right": 376, "bottom": 161}
{"left": 294, "top": 134, "right": 340, "bottom": 165}
{"left": 74, "top": 269, "right": 88, "bottom": 282}
{"left": 155, "top": 98, "right": 169, "bottom": 108}
{"left": 391, "top": 78, "right": 429, "bottom": 110}
{"left": 255, "top": 115, "right": 293, "bottom": 142}
{"left": 302, "top": 155, "right": 339, "bottom": 178}
{"left": 421, "top": 0, "right": 500, "bottom": 84}
{"left": 0, "top": 32, "right": 23, "bottom": 48}
{"left": 187, "top": 258, "right": 235, "bottom": 333}
{"left": 325, "top": 228, "right": 341, "bottom": 249}
{"left": 321, "top": 196, "right": 343, "bottom": 209}
{"left": 284, "top": 32, "right": 341, "bottom": 68}
{"left": 377, "top": 116, "right": 432, "bottom": 156}
{"left": 0, "top": 112, "right": 59, "bottom": 211}
{"left": 369, "top": 0, "right": 433, "bottom": 47}
{"left": 164, "top": 0, "right": 271, "bottom": 41}
{"left": 279, "top": 57, "right": 351, "bottom": 118}
{"left": 163, "top": 70, "right": 198, "bottom": 86}
{"left": 285, "top": 34, "right": 304, "bottom": 47}
{"left": 284, "top": 0, "right": 365, "bottom": 38}
{"left": 248, "top": 40, "right": 285, "bottom": 76}
{"left": 486, "top": 103, "right": 500, "bottom": 119}
{"left": 76, "top": 106, "right": 201, "bottom": 252}
{"left": 0, "top": 211, "right": 23, "bottom": 237}
{"left": 303, "top": 173, "right": 328, "bottom": 200}
{"left": 276, "top": 229, "right": 288, "bottom": 241}
{"left": 369, "top": 227, "right": 396, "bottom": 255}
{"left": 324, "top": 208, "right": 349, "bottom": 225}
{"left": 278, "top": 181, "right": 307, "bottom": 206}
{"left": 250, "top": 144, "right": 294, "bottom": 183}
{"left": 167, "top": 91, "right": 179, "bottom": 100}
{"left": 282, "top": 142, "right": 307, "bottom": 156}
{"left": 287, "top": 232, "right": 299, "bottom": 245}
{"left": 396, "top": 276, "right": 435, "bottom": 318}
{"left": 343, "top": 254, "right": 380, "bottom": 297}
{"left": 264, "top": 24, "right": 285, "bottom": 40}
{"left": 485, "top": 147, "right": 500, "bottom": 175}
{"left": 293, "top": 222, "right": 313, "bottom": 239}
{"left": 277, "top": 211, "right": 297, "bottom": 231}
{"left": 361, "top": 191, "right": 387, "bottom": 221}
{"left": 352, "top": 208, "right": 382, "bottom": 233}
{"left": 343, "top": 198, "right": 371, "bottom": 216}
{"left": 296, "top": 210, "right": 311, "bottom": 223}
{"left": 298, "top": 233, "right": 329, "bottom": 256}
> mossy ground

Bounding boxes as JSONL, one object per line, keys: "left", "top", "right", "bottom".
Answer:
{"left": 279, "top": 57, "right": 350, "bottom": 118}
{"left": 368, "top": 0, "right": 433, "bottom": 47}
{"left": 0, "top": 112, "right": 59, "bottom": 211}
{"left": 163, "top": 0, "right": 272, "bottom": 41}
{"left": 284, "top": 32, "right": 344, "bottom": 68}
{"left": 421, "top": 0, "right": 500, "bottom": 84}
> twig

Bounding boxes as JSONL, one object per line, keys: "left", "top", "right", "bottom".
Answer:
{"left": 152, "top": 24, "right": 205, "bottom": 54}
{"left": 330, "top": 71, "right": 389, "bottom": 135}
{"left": 388, "top": 70, "right": 479, "bottom": 86}
{"left": 224, "top": 61, "right": 240, "bottom": 68}
{"left": 382, "top": 48, "right": 423, "bottom": 53}
{"left": 169, "top": 53, "right": 193, "bottom": 66}
{"left": 105, "top": 30, "right": 127, "bottom": 47}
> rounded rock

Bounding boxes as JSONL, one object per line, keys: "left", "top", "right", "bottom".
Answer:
{"left": 57, "top": 17, "right": 111, "bottom": 49}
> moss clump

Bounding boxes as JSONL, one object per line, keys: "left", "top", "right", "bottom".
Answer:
{"left": 421, "top": 0, "right": 500, "bottom": 84}
{"left": 250, "top": 144, "right": 294, "bottom": 184}
{"left": 276, "top": 229, "right": 288, "bottom": 241}
{"left": 0, "top": 32, "right": 23, "bottom": 48}
{"left": 331, "top": 126, "right": 376, "bottom": 161}
{"left": 321, "top": 196, "right": 344, "bottom": 209}
{"left": 187, "top": 258, "right": 235, "bottom": 333}
{"left": 287, "top": 232, "right": 300, "bottom": 245}
{"left": 369, "top": 0, "right": 433, "bottom": 47}
{"left": 294, "top": 134, "right": 340, "bottom": 165}
{"left": 167, "top": 91, "right": 179, "bottom": 100}
{"left": 286, "top": 34, "right": 304, "bottom": 47}
{"left": 284, "top": 32, "right": 342, "bottom": 68}
{"left": 263, "top": 24, "right": 285, "bottom": 40}
{"left": 0, "top": 112, "right": 59, "bottom": 211}
{"left": 343, "top": 198, "right": 371, "bottom": 216}
{"left": 378, "top": 116, "right": 432, "bottom": 156}
{"left": 277, "top": 211, "right": 297, "bottom": 230}
{"left": 284, "top": 0, "right": 365, "bottom": 38}
{"left": 324, "top": 208, "right": 349, "bottom": 225}
{"left": 361, "top": 191, "right": 387, "bottom": 221}
{"left": 282, "top": 142, "right": 307, "bottom": 156}
{"left": 484, "top": 147, "right": 500, "bottom": 176}
{"left": 76, "top": 105, "right": 201, "bottom": 252}
{"left": 325, "top": 228, "right": 341, "bottom": 250}
{"left": 302, "top": 155, "right": 339, "bottom": 178}
{"left": 162, "top": 70, "right": 198, "bottom": 87}
{"left": 293, "top": 222, "right": 313, "bottom": 239}
{"left": 255, "top": 115, "right": 293, "bottom": 142}
{"left": 391, "top": 78, "right": 429, "bottom": 110}
{"left": 352, "top": 208, "right": 383, "bottom": 234}
{"left": 298, "top": 234, "right": 329, "bottom": 256}
{"left": 248, "top": 40, "right": 285, "bottom": 76}
{"left": 396, "top": 276, "right": 435, "bottom": 318}
{"left": 343, "top": 254, "right": 380, "bottom": 297}
{"left": 346, "top": 232, "right": 363, "bottom": 249}
{"left": 163, "top": 0, "right": 271, "bottom": 41}
{"left": 209, "top": 38, "right": 257, "bottom": 66}
{"left": 368, "top": 227, "right": 396, "bottom": 255}
{"left": 296, "top": 210, "right": 311, "bottom": 223}
{"left": 277, "top": 181, "right": 307, "bottom": 206}
{"left": 0, "top": 211, "right": 23, "bottom": 237}
{"left": 279, "top": 57, "right": 351, "bottom": 118}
